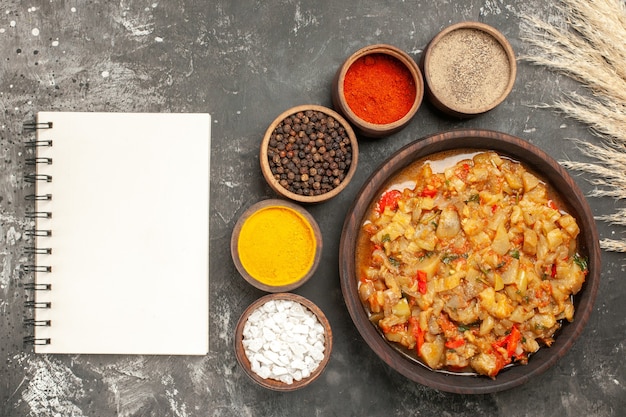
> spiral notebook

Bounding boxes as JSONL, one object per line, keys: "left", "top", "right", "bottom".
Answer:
{"left": 24, "top": 112, "right": 211, "bottom": 355}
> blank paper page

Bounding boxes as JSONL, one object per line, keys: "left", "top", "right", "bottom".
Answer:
{"left": 32, "top": 111, "right": 210, "bottom": 355}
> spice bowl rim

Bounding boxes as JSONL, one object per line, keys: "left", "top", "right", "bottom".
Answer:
{"left": 421, "top": 21, "right": 517, "bottom": 117}
{"left": 234, "top": 292, "right": 333, "bottom": 391}
{"left": 230, "top": 198, "right": 323, "bottom": 293}
{"left": 332, "top": 43, "right": 424, "bottom": 138}
{"left": 260, "top": 104, "right": 359, "bottom": 204}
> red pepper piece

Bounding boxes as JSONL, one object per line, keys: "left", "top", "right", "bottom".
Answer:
{"left": 409, "top": 317, "right": 424, "bottom": 354}
{"left": 445, "top": 337, "right": 465, "bottom": 349}
{"left": 493, "top": 324, "right": 521, "bottom": 359}
{"left": 548, "top": 200, "right": 559, "bottom": 210}
{"left": 377, "top": 189, "right": 402, "bottom": 214}
{"left": 416, "top": 270, "right": 428, "bottom": 294}
{"left": 420, "top": 187, "right": 437, "bottom": 198}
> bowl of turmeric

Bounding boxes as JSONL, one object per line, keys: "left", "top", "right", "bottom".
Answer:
{"left": 332, "top": 44, "right": 424, "bottom": 138}
{"left": 231, "top": 199, "right": 323, "bottom": 292}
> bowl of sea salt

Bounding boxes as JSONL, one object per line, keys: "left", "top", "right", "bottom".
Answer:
{"left": 234, "top": 293, "right": 333, "bottom": 391}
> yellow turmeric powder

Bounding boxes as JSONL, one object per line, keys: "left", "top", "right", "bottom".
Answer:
{"left": 237, "top": 206, "right": 316, "bottom": 286}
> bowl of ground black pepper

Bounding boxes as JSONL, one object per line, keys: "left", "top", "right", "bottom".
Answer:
{"left": 332, "top": 44, "right": 424, "bottom": 138}
{"left": 260, "top": 104, "right": 358, "bottom": 204}
{"left": 421, "top": 22, "right": 517, "bottom": 118}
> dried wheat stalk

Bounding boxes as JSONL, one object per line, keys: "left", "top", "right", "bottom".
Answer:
{"left": 520, "top": 0, "right": 626, "bottom": 252}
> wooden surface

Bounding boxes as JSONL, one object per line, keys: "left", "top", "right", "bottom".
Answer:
{"left": 1, "top": 1, "right": 624, "bottom": 416}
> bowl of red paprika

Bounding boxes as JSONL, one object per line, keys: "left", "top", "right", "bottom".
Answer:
{"left": 332, "top": 44, "right": 424, "bottom": 138}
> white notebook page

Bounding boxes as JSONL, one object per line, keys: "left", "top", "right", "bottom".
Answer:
{"left": 32, "top": 112, "right": 210, "bottom": 355}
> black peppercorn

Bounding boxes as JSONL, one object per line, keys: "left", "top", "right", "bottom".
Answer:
{"left": 267, "top": 110, "right": 353, "bottom": 197}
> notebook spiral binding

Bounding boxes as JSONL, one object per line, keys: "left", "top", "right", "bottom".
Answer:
{"left": 23, "top": 120, "right": 54, "bottom": 347}
{"left": 25, "top": 229, "right": 52, "bottom": 237}
{"left": 23, "top": 336, "right": 52, "bottom": 346}
{"left": 23, "top": 121, "right": 53, "bottom": 131}
{"left": 25, "top": 157, "right": 52, "bottom": 165}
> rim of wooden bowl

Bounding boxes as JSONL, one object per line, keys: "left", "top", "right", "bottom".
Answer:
{"left": 339, "top": 129, "right": 601, "bottom": 394}
{"left": 231, "top": 199, "right": 323, "bottom": 293}
{"left": 234, "top": 292, "right": 333, "bottom": 391}
{"left": 421, "top": 22, "right": 517, "bottom": 117}
{"left": 331, "top": 43, "right": 424, "bottom": 138}
{"left": 260, "top": 104, "right": 359, "bottom": 204}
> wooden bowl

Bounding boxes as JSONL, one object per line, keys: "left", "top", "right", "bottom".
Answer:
{"left": 234, "top": 293, "right": 333, "bottom": 391}
{"left": 231, "top": 199, "right": 322, "bottom": 292}
{"left": 260, "top": 104, "right": 358, "bottom": 204}
{"left": 339, "top": 129, "right": 601, "bottom": 394}
{"left": 332, "top": 44, "right": 424, "bottom": 138}
{"left": 420, "top": 22, "right": 516, "bottom": 118}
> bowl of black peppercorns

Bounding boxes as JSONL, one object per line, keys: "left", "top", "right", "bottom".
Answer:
{"left": 260, "top": 104, "right": 359, "bottom": 204}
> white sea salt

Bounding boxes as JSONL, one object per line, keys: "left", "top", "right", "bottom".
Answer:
{"left": 242, "top": 299, "right": 326, "bottom": 384}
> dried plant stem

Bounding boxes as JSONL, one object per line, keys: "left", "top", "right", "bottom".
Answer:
{"left": 596, "top": 208, "right": 626, "bottom": 226}
{"left": 520, "top": 0, "right": 626, "bottom": 252}
{"left": 520, "top": 1, "right": 626, "bottom": 142}
{"left": 600, "top": 239, "right": 626, "bottom": 253}
{"left": 556, "top": 94, "right": 626, "bottom": 143}
{"left": 561, "top": 139, "right": 626, "bottom": 199}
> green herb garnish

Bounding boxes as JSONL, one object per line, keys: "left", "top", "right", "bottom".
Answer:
{"left": 388, "top": 257, "right": 401, "bottom": 268}
{"left": 442, "top": 253, "right": 468, "bottom": 264}
{"left": 419, "top": 251, "right": 435, "bottom": 261}
{"left": 466, "top": 194, "right": 480, "bottom": 203}
{"left": 573, "top": 253, "right": 588, "bottom": 271}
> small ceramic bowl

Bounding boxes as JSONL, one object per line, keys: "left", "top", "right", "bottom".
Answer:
{"left": 421, "top": 22, "right": 517, "bottom": 118}
{"left": 231, "top": 199, "right": 322, "bottom": 292}
{"left": 235, "top": 292, "right": 333, "bottom": 391}
{"left": 260, "top": 104, "right": 358, "bottom": 204}
{"left": 332, "top": 44, "right": 424, "bottom": 138}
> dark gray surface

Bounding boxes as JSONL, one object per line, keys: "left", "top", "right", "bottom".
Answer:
{"left": 1, "top": 1, "right": 624, "bottom": 416}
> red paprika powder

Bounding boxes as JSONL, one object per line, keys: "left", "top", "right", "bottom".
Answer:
{"left": 343, "top": 53, "right": 416, "bottom": 125}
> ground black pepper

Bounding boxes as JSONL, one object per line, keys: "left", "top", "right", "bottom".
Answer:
{"left": 267, "top": 110, "right": 353, "bottom": 196}
{"left": 427, "top": 28, "right": 510, "bottom": 112}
